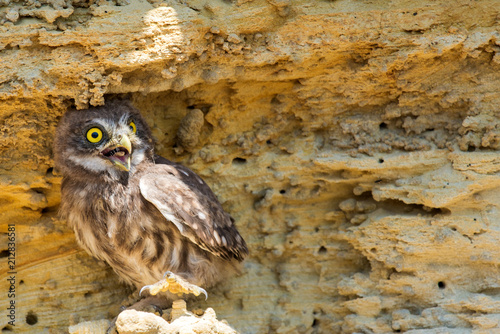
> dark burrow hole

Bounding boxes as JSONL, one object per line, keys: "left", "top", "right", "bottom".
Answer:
{"left": 378, "top": 199, "right": 450, "bottom": 217}
{"left": 467, "top": 145, "right": 476, "bottom": 152}
{"left": 312, "top": 318, "right": 319, "bottom": 327}
{"left": 232, "top": 157, "right": 247, "bottom": 165}
{"left": 46, "top": 167, "right": 54, "bottom": 174}
{"left": 279, "top": 189, "right": 286, "bottom": 194}
{"left": 0, "top": 250, "right": 8, "bottom": 258}
{"left": 378, "top": 158, "right": 385, "bottom": 163}
{"left": 26, "top": 311, "right": 38, "bottom": 325}
{"left": 438, "top": 281, "right": 446, "bottom": 289}
{"left": 379, "top": 122, "right": 387, "bottom": 129}
{"left": 318, "top": 246, "right": 327, "bottom": 254}
{"left": 41, "top": 205, "right": 59, "bottom": 214}
{"left": 2, "top": 325, "right": 13, "bottom": 332}
{"left": 20, "top": 280, "right": 24, "bottom": 285}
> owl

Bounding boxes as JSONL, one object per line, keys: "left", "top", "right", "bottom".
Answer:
{"left": 53, "top": 100, "right": 248, "bottom": 310}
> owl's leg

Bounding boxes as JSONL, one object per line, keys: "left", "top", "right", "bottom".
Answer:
{"left": 139, "top": 271, "right": 208, "bottom": 300}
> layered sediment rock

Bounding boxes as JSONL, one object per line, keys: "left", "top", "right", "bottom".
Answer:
{"left": 1, "top": 0, "right": 500, "bottom": 333}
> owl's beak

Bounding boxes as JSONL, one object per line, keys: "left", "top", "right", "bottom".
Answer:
{"left": 100, "top": 134, "right": 132, "bottom": 172}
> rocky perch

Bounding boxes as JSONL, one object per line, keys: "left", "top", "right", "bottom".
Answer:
{"left": 69, "top": 300, "right": 237, "bottom": 334}
{"left": 2, "top": 0, "right": 500, "bottom": 333}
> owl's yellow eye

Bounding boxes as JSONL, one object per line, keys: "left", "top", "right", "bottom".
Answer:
{"left": 86, "top": 127, "right": 103, "bottom": 143}
{"left": 129, "top": 121, "right": 137, "bottom": 133}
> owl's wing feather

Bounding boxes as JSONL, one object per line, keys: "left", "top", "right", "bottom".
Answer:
{"left": 139, "top": 156, "right": 248, "bottom": 261}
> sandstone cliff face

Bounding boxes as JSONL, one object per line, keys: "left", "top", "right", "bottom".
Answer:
{"left": 1, "top": 0, "right": 500, "bottom": 333}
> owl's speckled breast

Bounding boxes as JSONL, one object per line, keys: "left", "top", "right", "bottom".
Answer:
{"left": 60, "top": 166, "right": 227, "bottom": 290}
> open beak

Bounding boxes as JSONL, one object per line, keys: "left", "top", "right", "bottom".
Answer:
{"left": 100, "top": 134, "right": 132, "bottom": 172}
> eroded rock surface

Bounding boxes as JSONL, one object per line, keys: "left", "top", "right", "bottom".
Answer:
{"left": 1, "top": 0, "right": 500, "bottom": 333}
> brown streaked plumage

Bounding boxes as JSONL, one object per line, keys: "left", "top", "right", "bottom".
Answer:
{"left": 54, "top": 100, "right": 248, "bottom": 304}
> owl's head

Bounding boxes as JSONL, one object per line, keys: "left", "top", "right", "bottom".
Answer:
{"left": 54, "top": 100, "right": 154, "bottom": 181}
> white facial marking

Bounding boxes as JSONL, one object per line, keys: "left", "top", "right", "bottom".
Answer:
{"left": 119, "top": 112, "right": 130, "bottom": 125}
{"left": 68, "top": 153, "right": 110, "bottom": 172}
{"left": 132, "top": 148, "right": 146, "bottom": 166}
{"left": 198, "top": 212, "right": 206, "bottom": 220}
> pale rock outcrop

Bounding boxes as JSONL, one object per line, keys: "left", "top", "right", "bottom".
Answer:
{"left": 1, "top": 0, "right": 500, "bottom": 333}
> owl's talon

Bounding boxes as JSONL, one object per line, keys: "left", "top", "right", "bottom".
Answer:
{"left": 139, "top": 271, "right": 208, "bottom": 300}
{"left": 139, "top": 284, "right": 153, "bottom": 297}
{"left": 199, "top": 287, "right": 208, "bottom": 301}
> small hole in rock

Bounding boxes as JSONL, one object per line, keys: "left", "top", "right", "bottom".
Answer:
{"left": 232, "top": 157, "right": 247, "bottom": 165}
{"left": 378, "top": 158, "right": 384, "bottom": 163}
{"left": 0, "top": 250, "right": 8, "bottom": 258}
{"left": 467, "top": 145, "right": 476, "bottom": 152}
{"left": 26, "top": 311, "right": 38, "bottom": 325}
{"left": 46, "top": 167, "right": 54, "bottom": 174}
{"left": 187, "top": 105, "right": 196, "bottom": 109}
{"left": 312, "top": 318, "right": 319, "bottom": 327}
{"left": 84, "top": 292, "right": 91, "bottom": 298}
{"left": 318, "top": 246, "right": 327, "bottom": 254}
{"left": 279, "top": 189, "right": 286, "bottom": 194}
{"left": 379, "top": 122, "right": 387, "bottom": 129}
{"left": 438, "top": 281, "right": 446, "bottom": 289}
{"left": 20, "top": 280, "right": 24, "bottom": 285}
{"left": 266, "top": 140, "right": 272, "bottom": 145}
{"left": 413, "top": 12, "right": 417, "bottom": 15}
{"left": 2, "top": 325, "right": 13, "bottom": 332}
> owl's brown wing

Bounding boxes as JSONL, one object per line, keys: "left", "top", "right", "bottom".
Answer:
{"left": 139, "top": 156, "right": 248, "bottom": 261}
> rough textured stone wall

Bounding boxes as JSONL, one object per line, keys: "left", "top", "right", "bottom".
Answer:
{"left": 1, "top": 0, "right": 500, "bottom": 333}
